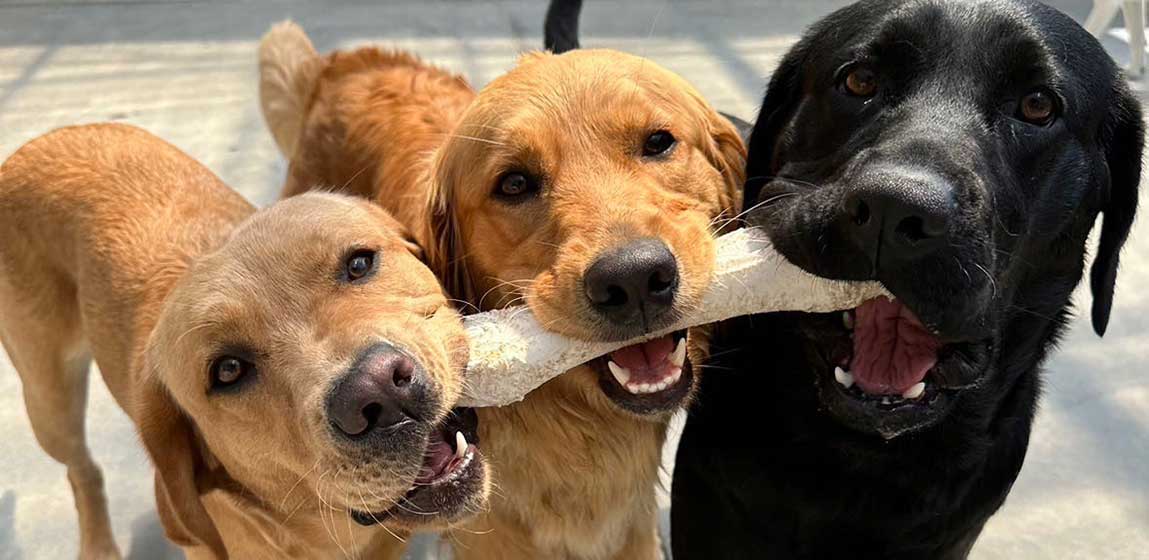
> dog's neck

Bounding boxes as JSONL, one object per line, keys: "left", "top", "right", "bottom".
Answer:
{"left": 455, "top": 366, "right": 667, "bottom": 558}
{"left": 197, "top": 482, "right": 407, "bottom": 560}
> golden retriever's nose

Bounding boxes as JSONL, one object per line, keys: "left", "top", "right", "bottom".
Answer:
{"left": 584, "top": 238, "right": 679, "bottom": 328}
{"left": 327, "top": 342, "right": 429, "bottom": 438}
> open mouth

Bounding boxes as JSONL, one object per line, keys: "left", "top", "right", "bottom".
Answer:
{"left": 592, "top": 329, "right": 693, "bottom": 414}
{"left": 811, "top": 297, "right": 990, "bottom": 439}
{"left": 350, "top": 408, "right": 485, "bottom": 526}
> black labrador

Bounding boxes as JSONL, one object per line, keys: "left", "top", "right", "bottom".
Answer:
{"left": 671, "top": 0, "right": 1143, "bottom": 558}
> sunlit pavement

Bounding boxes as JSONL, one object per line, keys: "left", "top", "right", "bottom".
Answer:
{"left": 1, "top": 1, "right": 1145, "bottom": 558}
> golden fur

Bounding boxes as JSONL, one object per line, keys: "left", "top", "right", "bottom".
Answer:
{"left": 260, "top": 26, "right": 745, "bottom": 559}
{"left": 260, "top": 20, "right": 476, "bottom": 245}
{"left": 0, "top": 124, "right": 485, "bottom": 559}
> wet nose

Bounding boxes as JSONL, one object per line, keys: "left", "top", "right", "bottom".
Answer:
{"left": 584, "top": 238, "right": 679, "bottom": 326}
{"left": 327, "top": 342, "right": 424, "bottom": 439}
{"left": 842, "top": 169, "right": 954, "bottom": 268}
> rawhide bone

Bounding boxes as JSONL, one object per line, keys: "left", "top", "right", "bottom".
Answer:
{"left": 459, "top": 227, "right": 889, "bottom": 407}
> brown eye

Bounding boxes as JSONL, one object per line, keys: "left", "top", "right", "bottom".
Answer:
{"left": 495, "top": 172, "right": 538, "bottom": 200}
{"left": 211, "top": 356, "right": 252, "bottom": 389}
{"left": 643, "top": 130, "right": 676, "bottom": 156}
{"left": 345, "top": 249, "right": 376, "bottom": 282}
{"left": 1019, "top": 90, "right": 1056, "bottom": 125}
{"left": 843, "top": 67, "right": 878, "bottom": 97}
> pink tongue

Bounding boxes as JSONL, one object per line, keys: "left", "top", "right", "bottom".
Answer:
{"left": 609, "top": 335, "right": 675, "bottom": 383}
{"left": 850, "top": 297, "right": 940, "bottom": 395}
{"left": 417, "top": 436, "right": 454, "bottom": 484}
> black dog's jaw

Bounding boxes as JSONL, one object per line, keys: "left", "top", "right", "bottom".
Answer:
{"left": 673, "top": 0, "right": 1142, "bottom": 558}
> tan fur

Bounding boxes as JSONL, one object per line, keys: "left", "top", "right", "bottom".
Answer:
{"left": 433, "top": 50, "right": 744, "bottom": 560}
{"left": 261, "top": 28, "right": 745, "bottom": 559}
{"left": 259, "top": 20, "right": 476, "bottom": 247}
{"left": 259, "top": 21, "right": 323, "bottom": 157}
{"left": 0, "top": 124, "right": 484, "bottom": 559}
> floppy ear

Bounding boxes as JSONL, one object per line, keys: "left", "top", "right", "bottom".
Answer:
{"left": 424, "top": 163, "right": 476, "bottom": 308}
{"left": 135, "top": 376, "right": 228, "bottom": 558}
{"left": 703, "top": 108, "right": 748, "bottom": 222}
{"left": 1090, "top": 85, "right": 1144, "bottom": 336}
{"left": 744, "top": 49, "right": 806, "bottom": 209}
{"left": 398, "top": 226, "right": 427, "bottom": 264}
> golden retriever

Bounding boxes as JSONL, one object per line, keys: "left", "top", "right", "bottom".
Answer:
{"left": 259, "top": 20, "right": 475, "bottom": 242}
{"left": 260, "top": 24, "right": 745, "bottom": 559}
{"left": 0, "top": 123, "right": 488, "bottom": 559}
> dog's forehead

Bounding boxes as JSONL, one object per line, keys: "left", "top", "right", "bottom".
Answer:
{"left": 229, "top": 193, "right": 402, "bottom": 256}
{"left": 849, "top": 1, "right": 1051, "bottom": 70}
{"left": 476, "top": 48, "right": 694, "bottom": 128}
{"left": 813, "top": 0, "right": 1112, "bottom": 110}
{"left": 177, "top": 193, "right": 408, "bottom": 308}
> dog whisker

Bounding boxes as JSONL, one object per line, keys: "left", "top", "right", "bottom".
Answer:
{"left": 357, "top": 489, "right": 407, "bottom": 545}
{"left": 280, "top": 459, "right": 322, "bottom": 511}
{"left": 315, "top": 469, "right": 347, "bottom": 556}
{"left": 974, "top": 263, "right": 998, "bottom": 299}
{"left": 447, "top": 133, "right": 507, "bottom": 147}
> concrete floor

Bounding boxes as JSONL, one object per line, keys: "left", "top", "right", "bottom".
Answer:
{"left": 0, "top": 0, "right": 1146, "bottom": 558}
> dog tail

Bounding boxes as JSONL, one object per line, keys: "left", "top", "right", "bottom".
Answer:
{"left": 544, "top": 0, "right": 583, "bottom": 54}
{"left": 259, "top": 20, "right": 322, "bottom": 157}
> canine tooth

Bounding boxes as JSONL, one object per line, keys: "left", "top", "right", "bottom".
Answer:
{"left": 608, "top": 361, "right": 631, "bottom": 387}
{"left": 455, "top": 431, "right": 468, "bottom": 458}
{"left": 670, "top": 338, "right": 687, "bottom": 367}
{"left": 881, "top": 397, "right": 891, "bottom": 405}
{"left": 902, "top": 382, "right": 926, "bottom": 400}
{"left": 834, "top": 366, "right": 854, "bottom": 388}
{"left": 843, "top": 311, "right": 854, "bottom": 330}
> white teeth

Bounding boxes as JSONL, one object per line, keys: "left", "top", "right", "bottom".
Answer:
{"left": 619, "top": 366, "right": 683, "bottom": 395}
{"left": 608, "top": 361, "right": 631, "bottom": 387}
{"left": 843, "top": 311, "right": 854, "bottom": 330}
{"left": 834, "top": 366, "right": 854, "bottom": 388}
{"left": 902, "top": 382, "right": 926, "bottom": 400}
{"left": 670, "top": 338, "right": 687, "bottom": 368}
{"left": 455, "top": 431, "right": 468, "bottom": 459}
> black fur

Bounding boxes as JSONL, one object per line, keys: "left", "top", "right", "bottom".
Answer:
{"left": 544, "top": 0, "right": 582, "bottom": 54}
{"left": 672, "top": 1, "right": 1143, "bottom": 558}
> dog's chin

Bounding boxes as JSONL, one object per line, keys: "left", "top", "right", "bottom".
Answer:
{"left": 589, "top": 329, "right": 694, "bottom": 416}
{"left": 347, "top": 408, "right": 487, "bottom": 529}
{"left": 802, "top": 300, "right": 993, "bottom": 440}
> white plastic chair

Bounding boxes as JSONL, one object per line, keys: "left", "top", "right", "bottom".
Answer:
{"left": 1085, "top": 0, "right": 1146, "bottom": 76}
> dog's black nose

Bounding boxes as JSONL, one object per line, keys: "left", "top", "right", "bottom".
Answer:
{"left": 843, "top": 170, "right": 954, "bottom": 268}
{"left": 584, "top": 238, "right": 679, "bottom": 326}
{"left": 328, "top": 342, "right": 424, "bottom": 439}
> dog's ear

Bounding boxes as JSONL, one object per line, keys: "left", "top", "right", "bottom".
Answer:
{"left": 1090, "top": 84, "right": 1144, "bottom": 336}
{"left": 425, "top": 159, "right": 475, "bottom": 307}
{"left": 398, "top": 226, "right": 427, "bottom": 264}
{"left": 744, "top": 48, "right": 806, "bottom": 209}
{"left": 703, "top": 108, "right": 748, "bottom": 221}
{"left": 134, "top": 374, "right": 227, "bottom": 558}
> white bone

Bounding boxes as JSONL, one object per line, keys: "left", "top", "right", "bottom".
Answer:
{"left": 459, "top": 227, "right": 888, "bottom": 407}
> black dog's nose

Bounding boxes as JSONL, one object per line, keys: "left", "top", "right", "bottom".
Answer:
{"left": 843, "top": 171, "right": 954, "bottom": 267}
{"left": 328, "top": 342, "right": 423, "bottom": 438}
{"left": 584, "top": 238, "right": 679, "bottom": 325}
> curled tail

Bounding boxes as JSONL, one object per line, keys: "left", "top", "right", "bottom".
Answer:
{"left": 258, "top": 20, "right": 322, "bottom": 157}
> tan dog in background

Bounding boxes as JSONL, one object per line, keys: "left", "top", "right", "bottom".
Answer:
{"left": 259, "top": 20, "right": 475, "bottom": 244}
{"left": 0, "top": 124, "right": 487, "bottom": 559}
{"left": 260, "top": 24, "right": 744, "bottom": 559}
